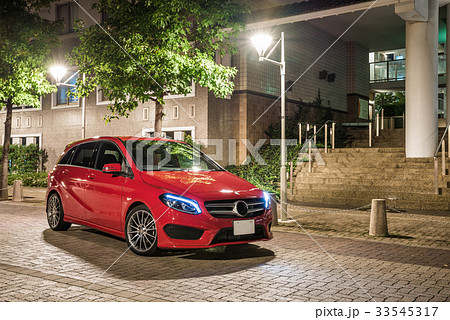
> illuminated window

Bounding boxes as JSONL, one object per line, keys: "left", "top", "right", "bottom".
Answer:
{"left": 55, "top": 71, "right": 79, "bottom": 106}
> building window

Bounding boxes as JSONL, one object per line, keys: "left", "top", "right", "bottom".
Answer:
{"left": 26, "top": 117, "right": 32, "bottom": 128}
{"left": 190, "top": 105, "right": 195, "bottom": 118}
{"left": 55, "top": 71, "right": 79, "bottom": 107}
{"left": 143, "top": 107, "right": 149, "bottom": 121}
{"left": 11, "top": 135, "right": 41, "bottom": 147}
{"left": 15, "top": 118, "right": 21, "bottom": 128}
{"left": 173, "top": 106, "right": 179, "bottom": 119}
{"left": 56, "top": 2, "right": 79, "bottom": 34}
{"left": 96, "top": 87, "right": 113, "bottom": 105}
{"left": 13, "top": 105, "right": 34, "bottom": 111}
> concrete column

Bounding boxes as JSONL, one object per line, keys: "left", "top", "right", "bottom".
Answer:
{"left": 369, "top": 199, "right": 388, "bottom": 237}
{"left": 12, "top": 180, "right": 23, "bottom": 202}
{"left": 405, "top": 0, "right": 438, "bottom": 157}
{"left": 446, "top": 5, "right": 450, "bottom": 122}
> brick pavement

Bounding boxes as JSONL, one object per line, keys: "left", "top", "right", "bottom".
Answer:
{"left": 0, "top": 202, "right": 449, "bottom": 302}
{"left": 277, "top": 202, "right": 450, "bottom": 249}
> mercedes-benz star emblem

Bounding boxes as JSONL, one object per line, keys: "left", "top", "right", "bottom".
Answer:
{"left": 233, "top": 200, "right": 248, "bottom": 217}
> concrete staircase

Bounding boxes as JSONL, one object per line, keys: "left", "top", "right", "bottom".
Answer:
{"left": 289, "top": 147, "right": 450, "bottom": 210}
{"left": 346, "top": 127, "right": 405, "bottom": 148}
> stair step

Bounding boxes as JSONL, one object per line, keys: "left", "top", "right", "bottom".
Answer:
{"left": 288, "top": 195, "right": 449, "bottom": 210}
{"left": 290, "top": 143, "right": 450, "bottom": 210}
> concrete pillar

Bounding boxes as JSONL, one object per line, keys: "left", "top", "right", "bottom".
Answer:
{"left": 269, "top": 192, "right": 278, "bottom": 226}
{"left": 369, "top": 199, "right": 388, "bottom": 236}
{"left": 12, "top": 180, "right": 23, "bottom": 202}
{"left": 405, "top": 0, "right": 438, "bottom": 157}
{"left": 446, "top": 5, "right": 450, "bottom": 122}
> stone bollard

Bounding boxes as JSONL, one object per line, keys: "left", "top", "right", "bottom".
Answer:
{"left": 12, "top": 180, "right": 23, "bottom": 202}
{"left": 369, "top": 199, "right": 388, "bottom": 236}
{"left": 269, "top": 192, "right": 278, "bottom": 226}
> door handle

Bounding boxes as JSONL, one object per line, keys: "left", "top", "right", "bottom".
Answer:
{"left": 62, "top": 169, "right": 69, "bottom": 175}
{"left": 87, "top": 173, "right": 96, "bottom": 180}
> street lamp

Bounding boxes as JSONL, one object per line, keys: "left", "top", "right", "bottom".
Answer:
{"left": 251, "top": 32, "right": 288, "bottom": 221}
{"left": 50, "top": 65, "right": 86, "bottom": 139}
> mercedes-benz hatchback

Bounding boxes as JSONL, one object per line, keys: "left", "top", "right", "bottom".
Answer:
{"left": 46, "top": 137, "right": 273, "bottom": 255}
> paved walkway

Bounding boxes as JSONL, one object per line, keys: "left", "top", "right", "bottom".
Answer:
{"left": 277, "top": 202, "right": 450, "bottom": 249}
{"left": 0, "top": 201, "right": 448, "bottom": 302}
{"left": 6, "top": 187, "right": 450, "bottom": 248}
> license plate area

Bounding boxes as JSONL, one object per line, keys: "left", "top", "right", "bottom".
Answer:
{"left": 233, "top": 219, "right": 255, "bottom": 236}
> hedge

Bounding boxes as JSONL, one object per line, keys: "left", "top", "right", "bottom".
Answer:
{"left": 7, "top": 172, "right": 48, "bottom": 188}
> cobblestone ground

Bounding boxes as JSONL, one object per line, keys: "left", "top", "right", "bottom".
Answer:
{"left": 0, "top": 202, "right": 449, "bottom": 302}
{"left": 277, "top": 203, "right": 450, "bottom": 249}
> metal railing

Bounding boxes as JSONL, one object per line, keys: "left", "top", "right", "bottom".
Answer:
{"left": 434, "top": 121, "right": 450, "bottom": 195}
{"left": 294, "top": 120, "right": 335, "bottom": 178}
{"left": 370, "top": 54, "right": 446, "bottom": 83}
{"left": 298, "top": 120, "right": 335, "bottom": 153}
{"left": 370, "top": 59, "right": 405, "bottom": 83}
{"left": 368, "top": 107, "right": 404, "bottom": 147}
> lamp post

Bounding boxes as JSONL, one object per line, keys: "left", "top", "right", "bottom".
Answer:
{"left": 50, "top": 65, "right": 86, "bottom": 139}
{"left": 251, "top": 32, "right": 288, "bottom": 221}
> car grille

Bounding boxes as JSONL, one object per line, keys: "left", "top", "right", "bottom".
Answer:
{"left": 204, "top": 198, "right": 265, "bottom": 218}
{"left": 210, "top": 225, "right": 266, "bottom": 245}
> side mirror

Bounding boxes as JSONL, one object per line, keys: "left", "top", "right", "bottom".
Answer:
{"left": 102, "top": 163, "right": 122, "bottom": 174}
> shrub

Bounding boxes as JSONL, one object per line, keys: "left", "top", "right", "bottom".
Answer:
{"left": 0, "top": 144, "right": 46, "bottom": 173}
{"left": 225, "top": 144, "right": 304, "bottom": 197}
{"left": 7, "top": 172, "right": 48, "bottom": 187}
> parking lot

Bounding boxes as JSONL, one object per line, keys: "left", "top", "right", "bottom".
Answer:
{"left": 0, "top": 202, "right": 448, "bottom": 302}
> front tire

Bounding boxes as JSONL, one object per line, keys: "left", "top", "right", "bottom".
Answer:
{"left": 125, "top": 205, "right": 158, "bottom": 256}
{"left": 47, "top": 193, "right": 71, "bottom": 231}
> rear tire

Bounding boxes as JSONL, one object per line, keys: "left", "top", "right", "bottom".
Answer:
{"left": 47, "top": 193, "right": 71, "bottom": 231}
{"left": 125, "top": 205, "right": 158, "bottom": 256}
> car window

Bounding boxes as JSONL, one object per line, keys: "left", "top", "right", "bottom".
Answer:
{"left": 95, "top": 141, "right": 124, "bottom": 170}
{"left": 124, "top": 139, "right": 223, "bottom": 172}
{"left": 71, "top": 142, "right": 98, "bottom": 168}
{"left": 58, "top": 146, "right": 77, "bottom": 165}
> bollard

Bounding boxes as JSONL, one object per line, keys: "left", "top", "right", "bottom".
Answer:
{"left": 369, "top": 199, "right": 388, "bottom": 236}
{"left": 269, "top": 192, "right": 278, "bottom": 226}
{"left": 12, "top": 180, "right": 23, "bottom": 202}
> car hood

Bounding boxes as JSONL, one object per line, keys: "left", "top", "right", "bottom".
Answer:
{"left": 140, "top": 170, "right": 263, "bottom": 201}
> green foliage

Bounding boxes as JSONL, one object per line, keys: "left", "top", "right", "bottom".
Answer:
{"left": 375, "top": 92, "right": 405, "bottom": 108}
{"left": 0, "top": 144, "right": 44, "bottom": 173}
{"left": 70, "top": 0, "right": 248, "bottom": 123}
{"left": 8, "top": 172, "right": 48, "bottom": 187}
{"left": 0, "top": 1, "right": 60, "bottom": 109}
{"left": 380, "top": 102, "right": 405, "bottom": 117}
{"left": 374, "top": 92, "right": 405, "bottom": 117}
{"left": 225, "top": 144, "right": 303, "bottom": 197}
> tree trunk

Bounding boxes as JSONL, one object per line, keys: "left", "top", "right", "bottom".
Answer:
{"left": 0, "top": 99, "right": 13, "bottom": 200}
{"left": 154, "top": 100, "right": 164, "bottom": 138}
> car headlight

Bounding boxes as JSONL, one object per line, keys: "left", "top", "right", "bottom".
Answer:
{"left": 160, "top": 193, "right": 202, "bottom": 215}
{"left": 263, "top": 192, "right": 271, "bottom": 210}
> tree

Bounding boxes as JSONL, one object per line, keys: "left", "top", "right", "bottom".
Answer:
{"left": 70, "top": 0, "right": 247, "bottom": 135}
{"left": 0, "top": 0, "right": 60, "bottom": 200}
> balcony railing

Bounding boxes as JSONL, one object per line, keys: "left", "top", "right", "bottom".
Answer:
{"left": 370, "top": 54, "right": 446, "bottom": 83}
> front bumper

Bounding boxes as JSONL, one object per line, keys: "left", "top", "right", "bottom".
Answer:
{"left": 155, "top": 207, "right": 273, "bottom": 249}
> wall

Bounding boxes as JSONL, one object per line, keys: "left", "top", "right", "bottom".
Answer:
{"left": 233, "top": 20, "right": 349, "bottom": 163}
{"left": 239, "top": 21, "right": 348, "bottom": 112}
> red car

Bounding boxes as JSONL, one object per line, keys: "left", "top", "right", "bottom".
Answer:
{"left": 46, "top": 137, "right": 273, "bottom": 255}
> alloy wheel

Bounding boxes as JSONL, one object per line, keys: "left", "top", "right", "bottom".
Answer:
{"left": 126, "top": 208, "right": 157, "bottom": 254}
{"left": 47, "top": 194, "right": 61, "bottom": 228}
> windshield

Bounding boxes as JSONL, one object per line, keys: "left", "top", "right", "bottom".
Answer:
{"left": 123, "top": 139, "right": 223, "bottom": 172}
